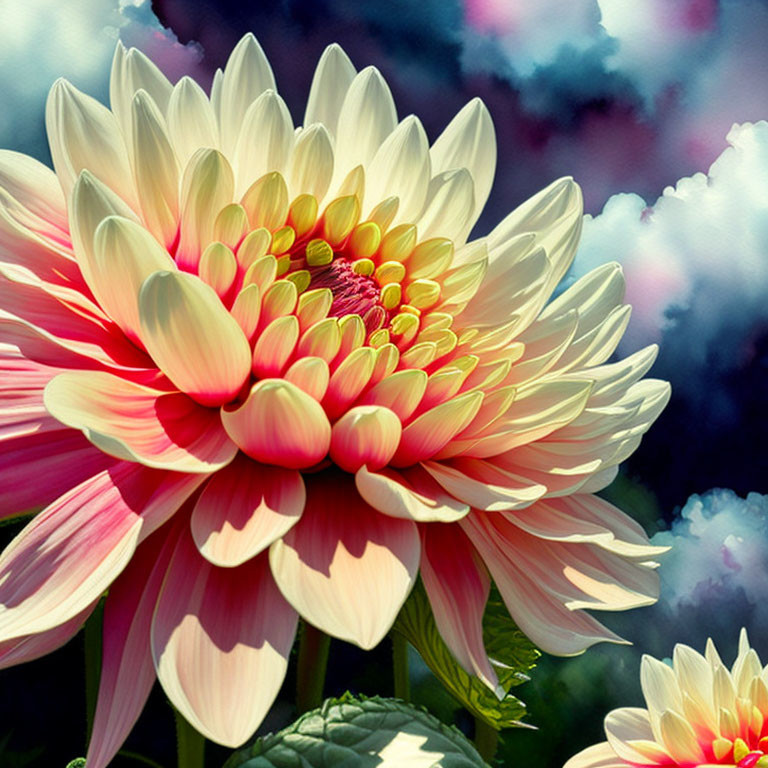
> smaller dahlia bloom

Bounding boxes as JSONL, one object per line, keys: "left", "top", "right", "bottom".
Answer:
{"left": 0, "top": 34, "right": 669, "bottom": 767}
{"left": 565, "top": 630, "right": 768, "bottom": 768}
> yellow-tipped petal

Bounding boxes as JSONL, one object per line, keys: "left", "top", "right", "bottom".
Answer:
{"left": 733, "top": 738, "right": 749, "bottom": 763}
{"left": 375, "top": 260, "right": 406, "bottom": 285}
{"left": 243, "top": 254, "right": 278, "bottom": 292}
{"left": 305, "top": 238, "right": 334, "bottom": 266}
{"left": 271, "top": 225, "right": 295, "bottom": 254}
{"left": 372, "top": 343, "right": 399, "bottom": 381}
{"left": 405, "top": 278, "right": 441, "bottom": 309}
{"left": 297, "top": 288, "right": 333, "bottom": 329}
{"left": 338, "top": 314, "right": 366, "bottom": 356}
{"left": 348, "top": 221, "right": 382, "bottom": 259}
{"left": 288, "top": 194, "right": 318, "bottom": 237}
{"left": 380, "top": 223, "right": 417, "bottom": 262}
{"left": 336, "top": 164, "right": 365, "bottom": 200}
{"left": 285, "top": 269, "right": 311, "bottom": 293}
{"left": 368, "top": 195, "right": 399, "bottom": 231}
{"left": 352, "top": 258, "right": 375, "bottom": 276}
{"left": 408, "top": 238, "right": 454, "bottom": 280}
{"left": 241, "top": 171, "right": 289, "bottom": 230}
{"left": 237, "top": 227, "right": 271, "bottom": 269}
{"left": 276, "top": 254, "right": 291, "bottom": 276}
{"left": 261, "top": 279, "right": 298, "bottom": 323}
{"left": 368, "top": 329, "right": 390, "bottom": 348}
{"left": 390, "top": 312, "right": 420, "bottom": 339}
{"left": 711, "top": 737, "right": 733, "bottom": 761}
{"left": 381, "top": 283, "right": 402, "bottom": 310}
{"left": 214, "top": 203, "right": 249, "bottom": 250}
{"left": 199, "top": 241, "right": 237, "bottom": 298}
{"left": 297, "top": 317, "right": 341, "bottom": 362}
{"left": 322, "top": 195, "right": 360, "bottom": 245}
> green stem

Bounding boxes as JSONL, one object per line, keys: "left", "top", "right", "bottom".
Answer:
{"left": 473, "top": 717, "right": 499, "bottom": 765}
{"left": 174, "top": 709, "right": 205, "bottom": 768}
{"left": 296, "top": 622, "right": 331, "bottom": 714}
{"left": 84, "top": 599, "right": 104, "bottom": 740}
{"left": 392, "top": 632, "right": 411, "bottom": 702}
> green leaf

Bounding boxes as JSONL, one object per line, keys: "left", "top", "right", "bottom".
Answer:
{"left": 394, "top": 582, "right": 539, "bottom": 731}
{"left": 225, "top": 694, "right": 488, "bottom": 768}
{"left": 65, "top": 760, "right": 86, "bottom": 768}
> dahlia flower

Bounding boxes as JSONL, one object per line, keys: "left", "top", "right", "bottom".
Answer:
{"left": 565, "top": 631, "right": 768, "bottom": 768}
{"left": 0, "top": 34, "right": 668, "bottom": 765}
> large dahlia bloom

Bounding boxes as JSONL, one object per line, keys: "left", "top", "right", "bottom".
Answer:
{"left": 565, "top": 631, "right": 768, "bottom": 768}
{"left": 0, "top": 35, "right": 668, "bottom": 764}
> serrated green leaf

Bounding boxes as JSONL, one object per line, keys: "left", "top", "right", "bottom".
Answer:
{"left": 394, "top": 582, "right": 539, "bottom": 731}
{"left": 224, "top": 694, "right": 488, "bottom": 768}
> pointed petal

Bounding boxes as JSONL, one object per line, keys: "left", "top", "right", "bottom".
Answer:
{"left": 269, "top": 473, "right": 419, "bottom": 649}
{"left": 152, "top": 526, "right": 297, "bottom": 747}
{"left": 288, "top": 123, "right": 334, "bottom": 200}
{"left": 421, "top": 523, "right": 499, "bottom": 691}
{"left": 138, "top": 270, "right": 251, "bottom": 406}
{"left": 130, "top": 90, "right": 180, "bottom": 247}
{"left": 366, "top": 115, "right": 430, "bottom": 223}
{"left": 191, "top": 456, "right": 305, "bottom": 567}
{"left": 167, "top": 76, "right": 220, "bottom": 166}
{"left": 46, "top": 78, "right": 137, "bottom": 207}
{"left": 44, "top": 371, "right": 237, "bottom": 472}
{"left": 219, "top": 34, "right": 276, "bottom": 154}
{"left": 430, "top": 98, "right": 496, "bottom": 228}
{"left": 417, "top": 168, "right": 475, "bottom": 243}
{"left": 86, "top": 527, "right": 175, "bottom": 768}
{"left": 333, "top": 67, "right": 397, "bottom": 183}
{"left": 304, "top": 44, "right": 356, "bottom": 137}
{"left": 233, "top": 90, "right": 294, "bottom": 197}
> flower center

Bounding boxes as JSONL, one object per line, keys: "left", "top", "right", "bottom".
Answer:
{"left": 307, "top": 259, "right": 388, "bottom": 332}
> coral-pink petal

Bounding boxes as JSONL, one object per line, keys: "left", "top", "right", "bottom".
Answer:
{"left": 420, "top": 523, "right": 499, "bottom": 692}
{"left": 221, "top": 379, "right": 331, "bottom": 470}
{"left": 86, "top": 526, "right": 176, "bottom": 768}
{"left": 151, "top": 526, "right": 297, "bottom": 747}
{"left": 191, "top": 456, "right": 305, "bottom": 567}
{"left": 0, "top": 601, "right": 96, "bottom": 670}
{"left": 44, "top": 371, "right": 238, "bottom": 473}
{"left": 269, "top": 473, "right": 420, "bottom": 649}
{"left": 0, "top": 463, "right": 204, "bottom": 642}
{"left": 355, "top": 464, "right": 469, "bottom": 522}
{"left": 329, "top": 405, "right": 401, "bottom": 473}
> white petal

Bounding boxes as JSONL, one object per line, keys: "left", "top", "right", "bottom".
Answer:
{"left": 304, "top": 43, "right": 356, "bottom": 136}
{"left": 167, "top": 76, "right": 220, "bottom": 166}
{"left": 287, "top": 123, "right": 334, "bottom": 200}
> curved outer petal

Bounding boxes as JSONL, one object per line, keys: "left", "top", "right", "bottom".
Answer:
{"left": 86, "top": 526, "right": 177, "bottom": 768}
{"left": 304, "top": 43, "right": 356, "bottom": 138}
{"left": 0, "top": 150, "right": 68, "bottom": 234}
{"left": 355, "top": 464, "right": 469, "bottom": 523}
{"left": 44, "top": 371, "right": 238, "bottom": 473}
{"left": 0, "top": 462, "right": 202, "bottom": 642}
{"left": 191, "top": 455, "right": 305, "bottom": 567}
{"left": 460, "top": 510, "right": 628, "bottom": 656}
{"left": 420, "top": 523, "right": 500, "bottom": 693}
{"left": 167, "top": 76, "right": 220, "bottom": 166}
{"left": 270, "top": 473, "right": 420, "bottom": 649}
{"left": 152, "top": 525, "right": 297, "bottom": 747}
{"left": 138, "top": 270, "right": 251, "bottom": 407}
{"left": 0, "top": 601, "right": 96, "bottom": 671}
{"left": 563, "top": 742, "right": 630, "bottom": 768}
